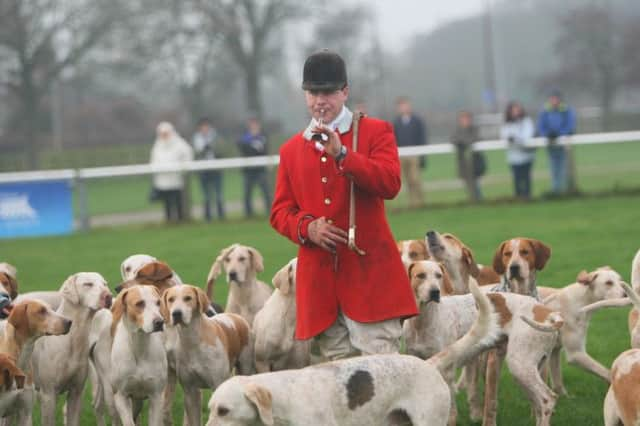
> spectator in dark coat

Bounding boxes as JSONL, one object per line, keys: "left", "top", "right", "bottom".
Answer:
{"left": 451, "top": 111, "right": 483, "bottom": 202}
{"left": 392, "top": 97, "right": 427, "bottom": 207}
{"left": 192, "top": 117, "right": 225, "bottom": 221}
{"left": 237, "top": 117, "right": 272, "bottom": 217}
{"left": 537, "top": 91, "right": 576, "bottom": 194}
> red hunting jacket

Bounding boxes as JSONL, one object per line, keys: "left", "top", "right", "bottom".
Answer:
{"left": 270, "top": 116, "right": 418, "bottom": 339}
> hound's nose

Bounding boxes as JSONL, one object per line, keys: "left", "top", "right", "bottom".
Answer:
{"left": 429, "top": 288, "right": 441, "bottom": 303}
{"left": 63, "top": 319, "right": 73, "bottom": 334}
{"left": 0, "top": 293, "right": 11, "bottom": 309}
{"left": 172, "top": 310, "right": 183, "bottom": 324}
{"left": 114, "top": 285, "right": 123, "bottom": 294}
{"left": 228, "top": 271, "right": 238, "bottom": 282}
{"left": 509, "top": 264, "right": 520, "bottom": 277}
{"left": 103, "top": 294, "right": 113, "bottom": 309}
{"left": 425, "top": 231, "right": 440, "bottom": 247}
{"left": 152, "top": 318, "right": 165, "bottom": 332}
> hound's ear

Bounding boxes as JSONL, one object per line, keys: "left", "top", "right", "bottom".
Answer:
{"left": 244, "top": 383, "right": 274, "bottom": 425}
{"left": 61, "top": 274, "right": 80, "bottom": 305}
{"left": 272, "top": 263, "right": 292, "bottom": 295}
{"left": 0, "top": 273, "right": 18, "bottom": 300}
{"left": 248, "top": 247, "right": 265, "bottom": 274}
{"left": 206, "top": 244, "right": 238, "bottom": 300}
{"left": 439, "top": 263, "right": 455, "bottom": 295}
{"left": 1, "top": 368, "right": 10, "bottom": 391}
{"left": 8, "top": 303, "right": 29, "bottom": 337}
{"left": 137, "top": 261, "right": 173, "bottom": 282}
{"left": 120, "top": 261, "right": 128, "bottom": 281}
{"left": 417, "top": 240, "right": 429, "bottom": 260}
{"left": 407, "top": 262, "right": 419, "bottom": 278}
{"left": 111, "top": 289, "right": 129, "bottom": 337}
{"left": 159, "top": 289, "right": 171, "bottom": 322}
{"left": 462, "top": 246, "right": 480, "bottom": 278}
{"left": 149, "top": 286, "right": 161, "bottom": 300}
{"left": 577, "top": 270, "right": 597, "bottom": 285}
{"left": 13, "top": 369, "right": 25, "bottom": 390}
{"left": 0, "top": 264, "right": 17, "bottom": 280}
{"left": 492, "top": 241, "right": 508, "bottom": 275}
{"left": 530, "top": 239, "right": 551, "bottom": 271}
{"left": 0, "top": 357, "right": 25, "bottom": 391}
{"left": 194, "top": 286, "right": 211, "bottom": 314}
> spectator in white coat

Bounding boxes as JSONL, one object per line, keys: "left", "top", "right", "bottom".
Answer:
{"left": 150, "top": 121, "right": 194, "bottom": 222}
{"left": 501, "top": 102, "right": 536, "bottom": 200}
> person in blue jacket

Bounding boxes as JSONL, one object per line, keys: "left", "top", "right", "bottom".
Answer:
{"left": 237, "top": 116, "right": 272, "bottom": 217}
{"left": 537, "top": 91, "right": 576, "bottom": 194}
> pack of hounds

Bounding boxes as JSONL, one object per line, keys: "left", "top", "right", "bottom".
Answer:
{"left": 0, "top": 234, "right": 638, "bottom": 426}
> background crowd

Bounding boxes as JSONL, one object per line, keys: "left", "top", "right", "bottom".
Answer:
{"left": 149, "top": 89, "right": 577, "bottom": 223}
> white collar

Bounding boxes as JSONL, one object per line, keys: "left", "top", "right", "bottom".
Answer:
{"left": 303, "top": 106, "right": 353, "bottom": 148}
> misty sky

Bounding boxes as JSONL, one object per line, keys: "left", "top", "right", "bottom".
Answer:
{"left": 366, "top": 0, "right": 484, "bottom": 48}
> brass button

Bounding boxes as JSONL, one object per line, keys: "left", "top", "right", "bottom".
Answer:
{"left": 321, "top": 156, "right": 327, "bottom": 163}
{"left": 324, "top": 198, "right": 331, "bottom": 205}
{"left": 321, "top": 177, "right": 328, "bottom": 183}
{"left": 327, "top": 219, "right": 334, "bottom": 224}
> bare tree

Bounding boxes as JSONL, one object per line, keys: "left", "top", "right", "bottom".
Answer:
{"left": 303, "top": 4, "right": 387, "bottom": 115}
{"left": 0, "top": 0, "right": 123, "bottom": 167}
{"left": 539, "top": 5, "right": 622, "bottom": 129}
{"left": 150, "top": 1, "right": 237, "bottom": 127}
{"left": 196, "top": 0, "right": 306, "bottom": 119}
{"left": 621, "top": 16, "right": 640, "bottom": 88}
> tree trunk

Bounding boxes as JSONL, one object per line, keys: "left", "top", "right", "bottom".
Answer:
{"left": 245, "top": 58, "right": 262, "bottom": 119}
{"left": 600, "top": 80, "right": 615, "bottom": 131}
{"left": 22, "top": 83, "right": 40, "bottom": 170}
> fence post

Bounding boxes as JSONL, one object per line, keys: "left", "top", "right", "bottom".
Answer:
{"left": 565, "top": 137, "right": 579, "bottom": 194}
{"left": 76, "top": 174, "right": 90, "bottom": 231}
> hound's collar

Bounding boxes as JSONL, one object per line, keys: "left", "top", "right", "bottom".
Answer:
{"left": 491, "top": 275, "right": 540, "bottom": 301}
{"left": 303, "top": 106, "right": 353, "bottom": 151}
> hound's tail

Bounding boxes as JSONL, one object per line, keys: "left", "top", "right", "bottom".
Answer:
{"left": 428, "top": 281, "right": 501, "bottom": 376}
{"left": 520, "top": 311, "right": 564, "bottom": 332}
{"left": 620, "top": 281, "right": 640, "bottom": 311}
{"left": 632, "top": 248, "right": 640, "bottom": 292}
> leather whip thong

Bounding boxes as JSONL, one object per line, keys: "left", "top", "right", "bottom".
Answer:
{"left": 348, "top": 112, "right": 366, "bottom": 256}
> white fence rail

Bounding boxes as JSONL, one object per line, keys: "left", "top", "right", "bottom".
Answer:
{"left": 0, "top": 130, "right": 638, "bottom": 230}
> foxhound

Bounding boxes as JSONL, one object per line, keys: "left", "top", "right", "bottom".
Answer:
{"left": 31, "top": 273, "right": 112, "bottom": 426}
{"left": 403, "top": 260, "right": 564, "bottom": 425}
{"left": 542, "top": 267, "right": 627, "bottom": 395}
{"left": 0, "top": 300, "right": 71, "bottom": 425}
{"left": 253, "top": 259, "right": 310, "bottom": 373}
{"left": 161, "top": 285, "right": 252, "bottom": 426}
{"left": 207, "top": 279, "right": 499, "bottom": 426}
{"left": 206, "top": 244, "right": 272, "bottom": 326}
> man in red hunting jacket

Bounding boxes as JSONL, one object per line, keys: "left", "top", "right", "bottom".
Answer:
{"left": 270, "top": 50, "right": 418, "bottom": 360}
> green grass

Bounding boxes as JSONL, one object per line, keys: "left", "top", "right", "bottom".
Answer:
{"left": 4, "top": 193, "right": 640, "bottom": 424}
{"left": 72, "top": 140, "right": 640, "bottom": 218}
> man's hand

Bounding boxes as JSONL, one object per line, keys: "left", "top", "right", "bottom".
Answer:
{"left": 311, "top": 124, "right": 342, "bottom": 157}
{"left": 308, "top": 217, "right": 348, "bottom": 252}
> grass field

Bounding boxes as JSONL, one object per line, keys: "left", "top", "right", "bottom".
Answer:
{"left": 4, "top": 192, "right": 639, "bottom": 424}
{"left": 75, "top": 140, "right": 640, "bottom": 218}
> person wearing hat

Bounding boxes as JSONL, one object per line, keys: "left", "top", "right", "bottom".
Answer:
{"left": 150, "top": 121, "right": 193, "bottom": 222}
{"left": 537, "top": 91, "right": 576, "bottom": 194}
{"left": 270, "top": 49, "right": 418, "bottom": 360}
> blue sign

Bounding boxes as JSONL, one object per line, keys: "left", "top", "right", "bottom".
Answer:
{"left": 0, "top": 180, "right": 73, "bottom": 239}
